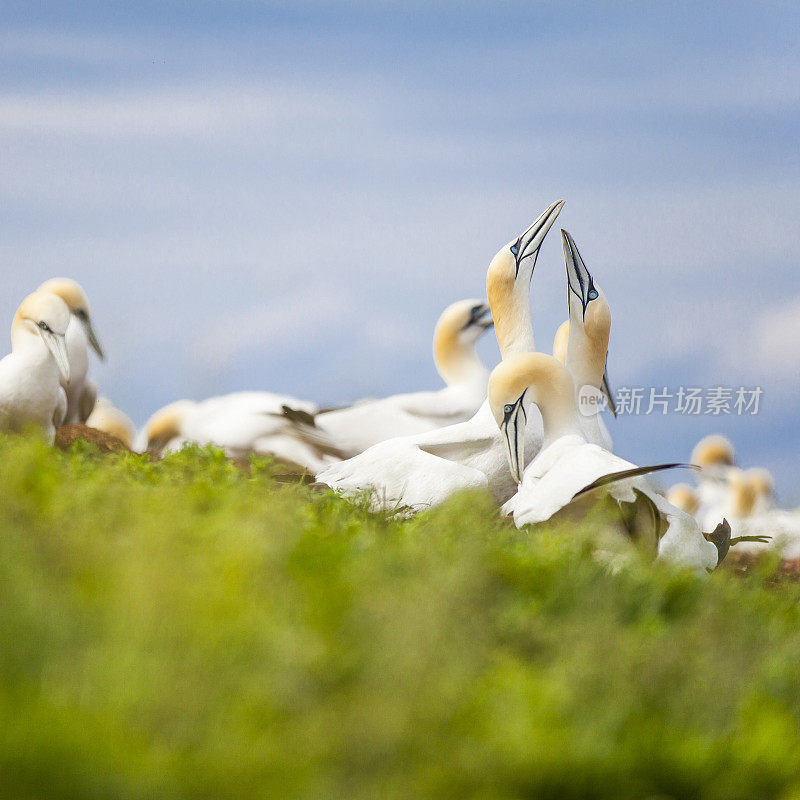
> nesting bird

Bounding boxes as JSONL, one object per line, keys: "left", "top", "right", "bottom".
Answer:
{"left": 491, "top": 352, "right": 721, "bottom": 573}
{"left": 9, "top": 205, "right": 787, "bottom": 575}
{"left": 85, "top": 397, "right": 137, "bottom": 449}
{"left": 140, "top": 392, "right": 342, "bottom": 472}
{"left": 666, "top": 483, "right": 700, "bottom": 516}
{"left": 316, "top": 200, "right": 565, "bottom": 509}
{"left": 0, "top": 291, "right": 72, "bottom": 443}
{"left": 38, "top": 278, "right": 104, "bottom": 423}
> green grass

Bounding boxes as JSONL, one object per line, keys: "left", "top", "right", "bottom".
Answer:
{"left": 2, "top": 435, "right": 800, "bottom": 800}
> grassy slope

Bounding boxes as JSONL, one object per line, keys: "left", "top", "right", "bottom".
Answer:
{"left": 2, "top": 436, "right": 800, "bottom": 800}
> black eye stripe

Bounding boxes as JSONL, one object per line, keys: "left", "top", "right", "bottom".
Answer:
{"left": 502, "top": 394, "right": 527, "bottom": 423}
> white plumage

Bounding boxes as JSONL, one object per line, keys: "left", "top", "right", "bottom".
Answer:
{"left": 0, "top": 291, "right": 72, "bottom": 444}
{"left": 85, "top": 396, "right": 137, "bottom": 448}
{"left": 317, "top": 399, "right": 538, "bottom": 511}
{"left": 492, "top": 352, "right": 720, "bottom": 574}
{"left": 38, "top": 279, "right": 105, "bottom": 423}
{"left": 317, "top": 200, "right": 565, "bottom": 508}
{"left": 139, "top": 391, "right": 340, "bottom": 472}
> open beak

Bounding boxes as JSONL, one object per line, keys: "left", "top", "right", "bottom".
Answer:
{"left": 41, "top": 330, "right": 71, "bottom": 383}
{"left": 510, "top": 199, "right": 565, "bottom": 279}
{"left": 501, "top": 398, "right": 527, "bottom": 484}
{"left": 601, "top": 368, "right": 617, "bottom": 418}
{"left": 562, "top": 229, "right": 596, "bottom": 318}
{"left": 81, "top": 316, "right": 105, "bottom": 361}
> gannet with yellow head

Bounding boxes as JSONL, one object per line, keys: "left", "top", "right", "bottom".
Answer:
{"left": 316, "top": 200, "right": 565, "bottom": 510}
{"left": 314, "top": 297, "right": 495, "bottom": 453}
{"left": 0, "top": 290, "right": 72, "bottom": 443}
{"left": 746, "top": 467, "right": 775, "bottom": 515}
{"left": 139, "top": 392, "right": 343, "bottom": 472}
{"left": 699, "top": 465, "right": 766, "bottom": 527}
{"left": 38, "top": 278, "right": 104, "bottom": 424}
{"left": 690, "top": 434, "right": 737, "bottom": 521}
{"left": 85, "top": 396, "right": 137, "bottom": 449}
{"left": 138, "top": 399, "right": 195, "bottom": 455}
{"left": 433, "top": 299, "right": 494, "bottom": 386}
{"left": 692, "top": 434, "right": 736, "bottom": 472}
{"left": 561, "top": 230, "right": 617, "bottom": 448}
{"left": 666, "top": 483, "right": 700, "bottom": 516}
{"left": 724, "top": 468, "right": 800, "bottom": 559}
{"left": 689, "top": 465, "right": 777, "bottom": 556}
{"left": 489, "top": 352, "right": 723, "bottom": 573}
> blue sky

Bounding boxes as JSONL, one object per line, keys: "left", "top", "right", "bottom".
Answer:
{"left": 2, "top": 1, "right": 799, "bottom": 497}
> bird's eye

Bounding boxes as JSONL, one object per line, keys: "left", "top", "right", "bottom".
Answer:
{"left": 76, "top": 309, "right": 88, "bottom": 320}
{"left": 587, "top": 288, "right": 598, "bottom": 301}
{"left": 38, "top": 320, "right": 50, "bottom": 332}
{"left": 510, "top": 244, "right": 519, "bottom": 256}
{"left": 504, "top": 404, "right": 514, "bottom": 415}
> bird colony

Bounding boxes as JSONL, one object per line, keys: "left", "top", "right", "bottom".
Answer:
{"left": 3, "top": 202, "right": 793, "bottom": 574}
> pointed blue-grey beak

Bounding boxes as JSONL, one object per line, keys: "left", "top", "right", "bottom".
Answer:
{"left": 562, "top": 229, "right": 598, "bottom": 319}
{"left": 500, "top": 394, "right": 528, "bottom": 484}
{"left": 510, "top": 199, "right": 565, "bottom": 280}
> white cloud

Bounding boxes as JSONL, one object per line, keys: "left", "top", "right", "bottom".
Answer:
{"left": 730, "top": 296, "right": 800, "bottom": 388}
{"left": 0, "top": 85, "right": 360, "bottom": 139}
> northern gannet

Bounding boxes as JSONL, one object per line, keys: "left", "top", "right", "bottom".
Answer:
{"left": 313, "top": 298, "right": 494, "bottom": 453}
{"left": 139, "top": 399, "right": 195, "bottom": 455}
{"left": 38, "top": 278, "right": 104, "bottom": 424}
{"left": 140, "top": 392, "right": 342, "bottom": 472}
{"left": 493, "top": 352, "right": 721, "bottom": 573}
{"left": 561, "top": 229, "right": 616, "bottom": 449}
{"left": 746, "top": 467, "right": 775, "bottom": 515}
{"left": 666, "top": 483, "right": 700, "bottom": 516}
{"left": 691, "top": 434, "right": 737, "bottom": 521}
{"left": 698, "top": 466, "right": 770, "bottom": 530}
{"left": 85, "top": 397, "right": 137, "bottom": 449}
{"left": 316, "top": 200, "right": 565, "bottom": 510}
{"left": 693, "top": 467, "right": 779, "bottom": 556}
{"left": 0, "top": 291, "right": 72, "bottom": 444}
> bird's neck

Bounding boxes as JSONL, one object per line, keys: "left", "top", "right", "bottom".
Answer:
{"left": 489, "top": 280, "right": 535, "bottom": 359}
{"left": 529, "top": 374, "right": 580, "bottom": 447}
{"left": 565, "top": 317, "right": 607, "bottom": 391}
{"left": 540, "top": 402, "right": 580, "bottom": 447}
{"left": 435, "top": 342, "right": 487, "bottom": 387}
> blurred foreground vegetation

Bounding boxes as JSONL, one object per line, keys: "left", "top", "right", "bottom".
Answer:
{"left": 2, "top": 436, "right": 800, "bottom": 800}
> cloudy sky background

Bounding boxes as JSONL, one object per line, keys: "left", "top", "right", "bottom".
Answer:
{"left": 2, "top": 1, "right": 799, "bottom": 497}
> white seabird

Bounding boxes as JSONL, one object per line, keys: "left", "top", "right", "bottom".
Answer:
{"left": 666, "top": 482, "right": 701, "bottom": 516}
{"left": 492, "top": 352, "right": 721, "bottom": 574}
{"left": 0, "top": 290, "right": 72, "bottom": 444}
{"left": 140, "top": 392, "right": 343, "bottom": 472}
{"left": 316, "top": 200, "right": 565, "bottom": 510}
{"left": 38, "top": 278, "right": 104, "bottom": 424}
{"left": 691, "top": 434, "right": 737, "bottom": 520}
{"left": 85, "top": 396, "right": 137, "bottom": 449}
{"left": 560, "top": 229, "right": 616, "bottom": 449}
